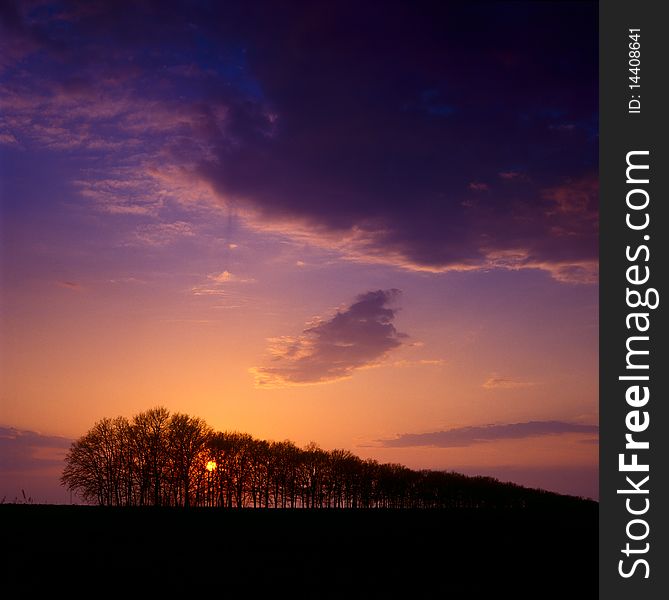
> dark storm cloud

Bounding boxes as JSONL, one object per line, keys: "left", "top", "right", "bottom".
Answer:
{"left": 378, "top": 421, "right": 599, "bottom": 448}
{"left": 253, "top": 289, "right": 406, "bottom": 386}
{"left": 196, "top": 1, "right": 599, "bottom": 279}
{"left": 2, "top": 1, "right": 598, "bottom": 280}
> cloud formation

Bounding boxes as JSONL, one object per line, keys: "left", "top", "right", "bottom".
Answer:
{"left": 482, "top": 375, "right": 536, "bottom": 390}
{"left": 131, "top": 221, "right": 195, "bottom": 246}
{"left": 0, "top": 427, "right": 74, "bottom": 504}
{"left": 0, "top": 1, "right": 598, "bottom": 283}
{"left": 0, "top": 427, "right": 72, "bottom": 472}
{"left": 378, "top": 421, "right": 599, "bottom": 448}
{"left": 191, "top": 270, "right": 256, "bottom": 297}
{"left": 207, "top": 270, "right": 254, "bottom": 284}
{"left": 253, "top": 289, "right": 406, "bottom": 387}
{"left": 56, "top": 280, "right": 83, "bottom": 291}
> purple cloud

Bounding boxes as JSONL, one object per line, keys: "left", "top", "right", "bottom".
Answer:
{"left": 0, "top": 427, "right": 74, "bottom": 504}
{"left": 0, "top": 1, "right": 598, "bottom": 283}
{"left": 378, "top": 421, "right": 599, "bottom": 448}
{"left": 253, "top": 289, "right": 406, "bottom": 386}
{"left": 0, "top": 427, "right": 72, "bottom": 472}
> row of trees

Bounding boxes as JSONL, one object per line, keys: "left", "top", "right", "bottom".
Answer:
{"left": 61, "top": 407, "right": 568, "bottom": 509}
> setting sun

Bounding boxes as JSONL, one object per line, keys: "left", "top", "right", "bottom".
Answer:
{"left": 206, "top": 461, "right": 217, "bottom": 472}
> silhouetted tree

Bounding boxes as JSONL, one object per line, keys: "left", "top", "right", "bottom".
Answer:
{"left": 62, "top": 407, "right": 588, "bottom": 510}
{"left": 61, "top": 416, "right": 130, "bottom": 505}
{"left": 132, "top": 407, "right": 171, "bottom": 506}
{"left": 166, "top": 413, "right": 212, "bottom": 507}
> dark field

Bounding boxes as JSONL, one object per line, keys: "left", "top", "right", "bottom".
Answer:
{"left": 2, "top": 504, "right": 597, "bottom": 597}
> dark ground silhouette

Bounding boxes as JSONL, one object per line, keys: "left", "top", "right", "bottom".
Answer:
{"left": 2, "top": 503, "right": 597, "bottom": 598}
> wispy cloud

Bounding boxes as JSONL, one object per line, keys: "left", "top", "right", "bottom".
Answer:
{"left": 391, "top": 358, "right": 446, "bottom": 368}
{"left": 130, "top": 221, "right": 195, "bottom": 246}
{"left": 543, "top": 174, "right": 598, "bottom": 216}
{"left": 480, "top": 249, "right": 598, "bottom": 285}
{"left": 56, "top": 280, "right": 83, "bottom": 291}
{"left": 108, "top": 277, "right": 145, "bottom": 285}
{"left": 530, "top": 260, "right": 599, "bottom": 285}
{"left": 482, "top": 375, "right": 536, "bottom": 390}
{"left": 377, "top": 421, "right": 599, "bottom": 448}
{"left": 191, "top": 270, "right": 256, "bottom": 296}
{"left": 252, "top": 289, "right": 407, "bottom": 387}
{"left": 207, "top": 270, "right": 255, "bottom": 284}
{"left": 498, "top": 170, "right": 527, "bottom": 181}
{"left": 74, "top": 170, "right": 163, "bottom": 217}
{"left": 0, "top": 132, "right": 18, "bottom": 145}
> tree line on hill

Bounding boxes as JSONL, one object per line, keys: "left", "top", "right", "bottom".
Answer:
{"left": 61, "top": 407, "right": 586, "bottom": 509}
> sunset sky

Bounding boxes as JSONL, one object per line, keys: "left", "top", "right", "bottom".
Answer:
{"left": 0, "top": 0, "right": 598, "bottom": 503}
